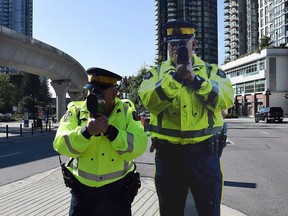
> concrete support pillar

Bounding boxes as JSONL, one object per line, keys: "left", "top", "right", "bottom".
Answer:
{"left": 51, "top": 80, "right": 70, "bottom": 122}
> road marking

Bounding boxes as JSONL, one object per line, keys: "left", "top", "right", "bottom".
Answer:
{"left": 0, "top": 152, "right": 20, "bottom": 158}
{"left": 227, "top": 138, "right": 235, "bottom": 145}
{"left": 259, "top": 131, "right": 269, "bottom": 134}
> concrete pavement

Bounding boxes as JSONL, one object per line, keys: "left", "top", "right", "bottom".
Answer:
{"left": 0, "top": 120, "right": 247, "bottom": 216}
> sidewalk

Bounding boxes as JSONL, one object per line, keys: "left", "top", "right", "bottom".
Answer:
{"left": 0, "top": 121, "right": 247, "bottom": 216}
{"left": 0, "top": 167, "right": 246, "bottom": 216}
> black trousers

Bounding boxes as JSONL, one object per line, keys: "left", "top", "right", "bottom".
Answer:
{"left": 155, "top": 145, "right": 223, "bottom": 216}
{"left": 69, "top": 180, "right": 132, "bottom": 216}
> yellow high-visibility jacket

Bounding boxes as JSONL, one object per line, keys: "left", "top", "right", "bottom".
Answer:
{"left": 138, "top": 55, "right": 234, "bottom": 144}
{"left": 53, "top": 98, "right": 148, "bottom": 187}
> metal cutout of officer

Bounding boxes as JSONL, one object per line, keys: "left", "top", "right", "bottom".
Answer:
{"left": 53, "top": 67, "right": 148, "bottom": 216}
{"left": 138, "top": 20, "right": 234, "bottom": 216}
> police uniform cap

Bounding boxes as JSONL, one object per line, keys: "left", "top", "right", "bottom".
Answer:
{"left": 83, "top": 67, "right": 122, "bottom": 89}
{"left": 163, "top": 20, "right": 198, "bottom": 42}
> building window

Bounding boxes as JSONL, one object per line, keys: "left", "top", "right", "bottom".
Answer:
{"left": 255, "top": 79, "right": 265, "bottom": 92}
{"left": 259, "top": 60, "right": 265, "bottom": 70}
{"left": 236, "top": 83, "right": 244, "bottom": 95}
{"left": 245, "top": 81, "right": 254, "bottom": 93}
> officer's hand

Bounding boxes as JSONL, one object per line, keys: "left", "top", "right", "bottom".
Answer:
{"left": 176, "top": 62, "right": 195, "bottom": 82}
{"left": 86, "top": 114, "right": 108, "bottom": 136}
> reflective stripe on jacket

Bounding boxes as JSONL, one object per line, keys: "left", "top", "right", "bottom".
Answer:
{"left": 53, "top": 98, "right": 148, "bottom": 187}
{"left": 138, "top": 55, "right": 234, "bottom": 144}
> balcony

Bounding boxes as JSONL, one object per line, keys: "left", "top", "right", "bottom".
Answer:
{"left": 231, "top": 37, "right": 239, "bottom": 43}
{"left": 230, "top": 22, "right": 239, "bottom": 28}
{"left": 224, "top": 37, "right": 231, "bottom": 41}
{"left": 224, "top": 23, "right": 230, "bottom": 28}
{"left": 225, "top": 49, "right": 231, "bottom": 54}
{"left": 224, "top": 17, "right": 230, "bottom": 22}
{"left": 225, "top": 42, "right": 231, "bottom": 47}
{"left": 230, "top": 9, "right": 238, "bottom": 15}
{"left": 231, "top": 16, "right": 238, "bottom": 22}
{"left": 231, "top": 31, "right": 239, "bottom": 36}
{"left": 224, "top": 10, "right": 230, "bottom": 16}
{"left": 224, "top": 4, "right": 230, "bottom": 10}
{"left": 224, "top": 30, "right": 230, "bottom": 35}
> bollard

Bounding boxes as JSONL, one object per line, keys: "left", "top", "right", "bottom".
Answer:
{"left": 41, "top": 124, "right": 43, "bottom": 133}
{"left": 6, "top": 125, "right": 8, "bottom": 139}
{"left": 20, "top": 124, "right": 22, "bottom": 137}
{"left": 49, "top": 122, "right": 51, "bottom": 132}
{"left": 31, "top": 123, "right": 34, "bottom": 135}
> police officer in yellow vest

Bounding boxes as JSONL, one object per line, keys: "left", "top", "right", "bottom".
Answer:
{"left": 138, "top": 20, "right": 234, "bottom": 216}
{"left": 54, "top": 67, "right": 148, "bottom": 216}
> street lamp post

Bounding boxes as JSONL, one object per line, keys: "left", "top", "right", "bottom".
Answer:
{"left": 265, "top": 88, "right": 271, "bottom": 107}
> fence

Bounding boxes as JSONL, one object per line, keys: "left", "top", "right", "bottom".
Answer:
{"left": 0, "top": 122, "right": 53, "bottom": 140}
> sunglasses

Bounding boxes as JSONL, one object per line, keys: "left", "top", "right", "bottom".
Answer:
{"left": 168, "top": 39, "right": 191, "bottom": 47}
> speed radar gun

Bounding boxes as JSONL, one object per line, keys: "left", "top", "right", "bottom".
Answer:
{"left": 177, "top": 40, "right": 190, "bottom": 65}
{"left": 86, "top": 88, "right": 106, "bottom": 117}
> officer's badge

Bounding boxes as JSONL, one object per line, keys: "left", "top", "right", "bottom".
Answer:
{"left": 144, "top": 72, "right": 153, "bottom": 80}
{"left": 63, "top": 111, "right": 72, "bottom": 122}
{"left": 172, "top": 26, "right": 181, "bottom": 35}
{"left": 217, "top": 70, "right": 226, "bottom": 78}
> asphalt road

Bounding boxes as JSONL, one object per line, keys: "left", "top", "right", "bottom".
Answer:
{"left": 221, "top": 118, "right": 288, "bottom": 216}
{"left": 0, "top": 131, "right": 59, "bottom": 186}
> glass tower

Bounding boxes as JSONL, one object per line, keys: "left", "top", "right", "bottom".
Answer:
{"left": 155, "top": 0, "right": 218, "bottom": 64}
{"left": 0, "top": 0, "right": 33, "bottom": 37}
{"left": 0, "top": 0, "right": 33, "bottom": 73}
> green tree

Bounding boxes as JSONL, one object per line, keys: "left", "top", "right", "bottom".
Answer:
{"left": 2, "top": 72, "right": 52, "bottom": 114}
{"left": 118, "top": 65, "right": 150, "bottom": 112}
{"left": 17, "top": 72, "right": 51, "bottom": 113}
{"left": 20, "top": 73, "right": 41, "bottom": 98}
{"left": 0, "top": 74, "right": 17, "bottom": 113}
{"left": 259, "top": 36, "right": 273, "bottom": 50}
{"left": 38, "top": 79, "right": 51, "bottom": 105}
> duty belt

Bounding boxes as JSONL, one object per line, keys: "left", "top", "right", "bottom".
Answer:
{"left": 151, "top": 136, "right": 220, "bottom": 154}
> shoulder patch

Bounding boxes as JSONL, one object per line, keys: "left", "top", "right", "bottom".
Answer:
{"left": 217, "top": 69, "right": 226, "bottom": 78}
{"left": 144, "top": 72, "right": 153, "bottom": 80}
{"left": 63, "top": 110, "right": 72, "bottom": 122}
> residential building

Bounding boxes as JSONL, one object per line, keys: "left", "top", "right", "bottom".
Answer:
{"left": 247, "top": 0, "right": 259, "bottom": 53}
{"left": 221, "top": 48, "right": 288, "bottom": 117}
{"left": 259, "top": 0, "right": 288, "bottom": 47}
{"left": 224, "top": 0, "right": 248, "bottom": 62}
{"left": 0, "top": 0, "right": 33, "bottom": 73}
{"left": 155, "top": 0, "right": 218, "bottom": 64}
{"left": 224, "top": 0, "right": 288, "bottom": 63}
{"left": 0, "top": 0, "right": 32, "bottom": 37}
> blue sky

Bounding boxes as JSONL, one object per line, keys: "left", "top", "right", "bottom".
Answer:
{"left": 33, "top": 1, "right": 224, "bottom": 78}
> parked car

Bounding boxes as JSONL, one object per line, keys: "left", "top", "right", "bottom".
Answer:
{"left": 4, "top": 113, "right": 12, "bottom": 118}
{"left": 0, "top": 113, "right": 4, "bottom": 120}
{"left": 255, "top": 107, "right": 284, "bottom": 123}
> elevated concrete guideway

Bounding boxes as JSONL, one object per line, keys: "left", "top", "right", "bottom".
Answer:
{"left": 0, "top": 26, "right": 87, "bottom": 121}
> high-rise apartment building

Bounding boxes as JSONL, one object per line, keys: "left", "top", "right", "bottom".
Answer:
{"left": 0, "top": 0, "right": 33, "bottom": 73}
{"left": 0, "top": 0, "right": 33, "bottom": 37}
{"left": 155, "top": 0, "right": 218, "bottom": 64}
{"left": 224, "top": 0, "right": 288, "bottom": 63}
{"left": 224, "top": 0, "right": 248, "bottom": 62}
{"left": 222, "top": 0, "right": 288, "bottom": 117}
{"left": 259, "top": 0, "right": 288, "bottom": 47}
{"left": 247, "top": 0, "right": 259, "bottom": 53}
